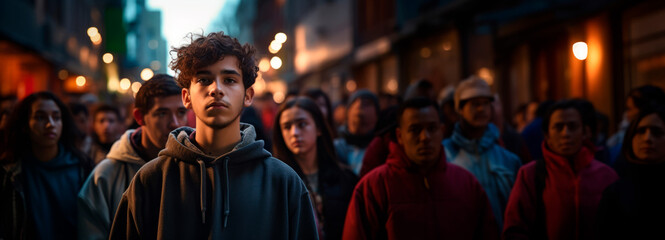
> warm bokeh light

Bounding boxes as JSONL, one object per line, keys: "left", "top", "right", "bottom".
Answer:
{"left": 443, "top": 41, "right": 452, "bottom": 51}
{"left": 386, "top": 79, "right": 398, "bottom": 94}
{"left": 91, "top": 34, "right": 102, "bottom": 45}
{"left": 75, "top": 76, "right": 86, "bottom": 87}
{"left": 269, "top": 40, "right": 282, "bottom": 54}
{"left": 108, "top": 77, "right": 119, "bottom": 92}
{"left": 273, "top": 91, "right": 285, "bottom": 104}
{"left": 141, "top": 68, "right": 154, "bottom": 81}
{"left": 58, "top": 70, "right": 68, "bottom": 80}
{"left": 254, "top": 73, "right": 266, "bottom": 95}
{"left": 275, "top": 32, "right": 287, "bottom": 43}
{"left": 478, "top": 67, "right": 494, "bottom": 85}
{"left": 258, "top": 58, "right": 271, "bottom": 72}
{"left": 120, "top": 78, "right": 131, "bottom": 91}
{"left": 420, "top": 47, "right": 432, "bottom": 58}
{"left": 346, "top": 80, "right": 357, "bottom": 92}
{"left": 87, "top": 27, "right": 99, "bottom": 38}
{"left": 573, "top": 42, "right": 588, "bottom": 60}
{"left": 270, "top": 56, "right": 282, "bottom": 69}
{"left": 102, "top": 53, "right": 114, "bottom": 64}
{"left": 131, "top": 82, "right": 142, "bottom": 93}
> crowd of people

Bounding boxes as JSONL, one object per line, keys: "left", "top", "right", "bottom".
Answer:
{"left": 1, "top": 31, "right": 664, "bottom": 240}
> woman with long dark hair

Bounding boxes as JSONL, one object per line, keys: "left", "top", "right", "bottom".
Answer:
{"left": 273, "top": 97, "right": 357, "bottom": 240}
{"left": 0, "top": 92, "right": 91, "bottom": 239}
{"left": 597, "top": 107, "right": 665, "bottom": 239}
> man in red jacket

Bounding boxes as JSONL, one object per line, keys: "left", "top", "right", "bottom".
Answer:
{"left": 343, "top": 97, "right": 498, "bottom": 240}
{"left": 503, "top": 99, "right": 618, "bottom": 239}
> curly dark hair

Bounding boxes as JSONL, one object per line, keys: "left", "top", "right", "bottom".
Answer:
{"left": 169, "top": 31, "right": 258, "bottom": 89}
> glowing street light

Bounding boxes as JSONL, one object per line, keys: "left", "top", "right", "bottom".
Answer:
{"left": 140, "top": 68, "right": 154, "bottom": 81}
{"left": 102, "top": 53, "right": 113, "bottom": 64}
{"left": 572, "top": 42, "right": 588, "bottom": 60}
{"left": 120, "top": 78, "right": 131, "bottom": 91}
{"left": 76, "top": 76, "right": 86, "bottom": 86}
{"left": 275, "top": 32, "right": 287, "bottom": 43}
{"left": 270, "top": 56, "right": 282, "bottom": 70}
{"left": 131, "top": 82, "right": 142, "bottom": 93}
{"left": 258, "top": 58, "right": 271, "bottom": 72}
{"left": 269, "top": 40, "right": 282, "bottom": 54}
{"left": 87, "top": 27, "right": 99, "bottom": 38}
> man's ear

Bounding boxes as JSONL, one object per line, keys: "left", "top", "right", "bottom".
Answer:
{"left": 396, "top": 127, "right": 403, "bottom": 145}
{"left": 244, "top": 86, "right": 255, "bottom": 107}
{"left": 133, "top": 108, "right": 145, "bottom": 126}
{"left": 182, "top": 88, "right": 192, "bottom": 109}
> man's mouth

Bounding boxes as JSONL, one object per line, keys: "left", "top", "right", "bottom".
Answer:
{"left": 207, "top": 101, "right": 229, "bottom": 109}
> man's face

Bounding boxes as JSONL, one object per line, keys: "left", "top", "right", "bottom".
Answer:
{"left": 73, "top": 112, "right": 90, "bottom": 135}
{"left": 29, "top": 99, "right": 62, "bottom": 147}
{"left": 632, "top": 113, "right": 665, "bottom": 163}
{"left": 347, "top": 99, "right": 377, "bottom": 135}
{"left": 545, "top": 108, "right": 589, "bottom": 157}
{"left": 182, "top": 56, "right": 254, "bottom": 129}
{"left": 459, "top": 97, "right": 492, "bottom": 128}
{"left": 93, "top": 111, "right": 121, "bottom": 144}
{"left": 139, "top": 95, "right": 188, "bottom": 149}
{"left": 397, "top": 106, "right": 444, "bottom": 167}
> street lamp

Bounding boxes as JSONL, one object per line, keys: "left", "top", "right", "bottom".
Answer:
{"left": 573, "top": 41, "right": 588, "bottom": 97}
{"left": 572, "top": 42, "right": 588, "bottom": 60}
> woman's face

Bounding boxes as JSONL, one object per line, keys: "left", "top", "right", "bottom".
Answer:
{"left": 632, "top": 113, "right": 665, "bottom": 163}
{"left": 280, "top": 107, "right": 319, "bottom": 156}
{"left": 29, "top": 99, "right": 62, "bottom": 148}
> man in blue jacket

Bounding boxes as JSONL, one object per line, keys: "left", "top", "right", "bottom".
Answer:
{"left": 109, "top": 31, "right": 318, "bottom": 239}
{"left": 77, "top": 74, "right": 188, "bottom": 239}
{"left": 443, "top": 76, "right": 521, "bottom": 229}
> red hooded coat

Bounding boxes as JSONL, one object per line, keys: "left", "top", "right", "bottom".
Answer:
{"left": 503, "top": 143, "right": 618, "bottom": 240}
{"left": 343, "top": 142, "right": 498, "bottom": 240}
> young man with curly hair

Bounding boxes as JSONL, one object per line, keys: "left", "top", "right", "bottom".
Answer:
{"left": 109, "top": 32, "right": 318, "bottom": 239}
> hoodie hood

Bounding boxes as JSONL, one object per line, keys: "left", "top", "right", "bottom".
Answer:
{"left": 449, "top": 122, "right": 500, "bottom": 154}
{"left": 106, "top": 129, "right": 146, "bottom": 165}
{"left": 158, "top": 123, "right": 271, "bottom": 226}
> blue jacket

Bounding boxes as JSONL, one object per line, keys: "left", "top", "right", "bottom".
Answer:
{"left": 109, "top": 124, "right": 318, "bottom": 239}
{"left": 443, "top": 123, "right": 521, "bottom": 229}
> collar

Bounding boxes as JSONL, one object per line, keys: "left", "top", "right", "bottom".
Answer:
{"left": 541, "top": 141, "right": 594, "bottom": 173}
{"left": 386, "top": 141, "right": 447, "bottom": 175}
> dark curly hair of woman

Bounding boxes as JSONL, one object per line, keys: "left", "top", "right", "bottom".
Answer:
{"left": 169, "top": 31, "right": 258, "bottom": 89}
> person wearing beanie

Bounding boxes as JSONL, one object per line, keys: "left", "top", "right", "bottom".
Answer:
{"left": 443, "top": 76, "right": 521, "bottom": 230}
{"left": 334, "top": 89, "right": 379, "bottom": 175}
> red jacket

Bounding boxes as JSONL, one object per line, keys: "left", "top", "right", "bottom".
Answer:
{"left": 502, "top": 143, "right": 618, "bottom": 240}
{"left": 343, "top": 142, "right": 498, "bottom": 240}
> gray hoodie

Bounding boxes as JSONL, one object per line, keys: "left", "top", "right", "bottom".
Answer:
{"left": 109, "top": 124, "right": 319, "bottom": 239}
{"left": 77, "top": 128, "right": 147, "bottom": 240}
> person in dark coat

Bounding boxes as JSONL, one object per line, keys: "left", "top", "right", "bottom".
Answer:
{"left": 0, "top": 92, "right": 92, "bottom": 239}
{"left": 273, "top": 97, "right": 357, "bottom": 240}
{"left": 597, "top": 107, "right": 665, "bottom": 239}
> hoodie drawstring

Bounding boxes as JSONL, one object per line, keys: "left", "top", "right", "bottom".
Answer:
{"left": 223, "top": 157, "right": 230, "bottom": 228}
{"left": 197, "top": 159, "right": 207, "bottom": 224}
